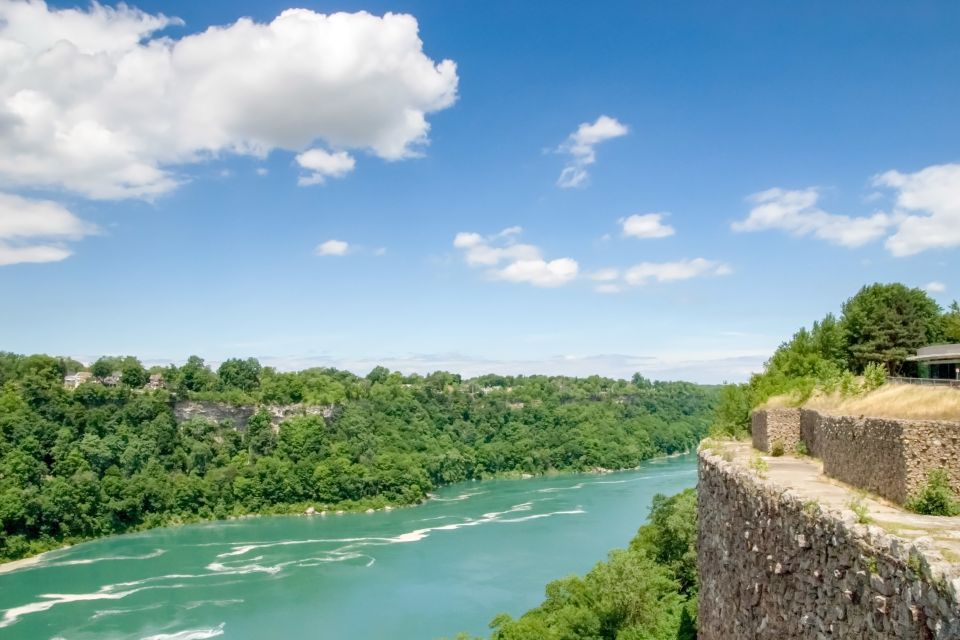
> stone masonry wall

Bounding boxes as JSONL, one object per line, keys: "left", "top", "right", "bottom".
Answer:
{"left": 698, "top": 449, "right": 960, "bottom": 639}
{"left": 803, "top": 412, "right": 960, "bottom": 505}
{"left": 752, "top": 408, "right": 802, "bottom": 454}
{"left": 814, "top": 414, "right": 910, "bottom": 504}
{"left": 800, "top": 409, "right": 822, "bottom": 458}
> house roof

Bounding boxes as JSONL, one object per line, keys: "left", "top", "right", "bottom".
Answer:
{"left": 907, "top": 344, "right": 960, "bottom": 362}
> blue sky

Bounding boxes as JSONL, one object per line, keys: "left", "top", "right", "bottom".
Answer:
{"left": 1, "top": 0, "right": 959, "bottom": 382}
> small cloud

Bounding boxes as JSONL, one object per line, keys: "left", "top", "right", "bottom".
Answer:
{"left": 256, "top": 168, "right": 269, "bottom": 176}
{"left": 620, "top": 213, "right": 675, "bottom": 239}
{"left": 373, "top": 247, "right": 387, "bottom": 256}
{"left": 0, "top": 192, "right": 98, "bottom": 266}
{"left": 218, "top": 168, "right": 233, "bottom": 178}
{"left": 732, "top": 187, "right": 894, "bottom": 248}
{"left": 453, "top": 227, "right": 578, "bottom": 288}
{"left": 594, "top": 283, "right": 622, "bottom": 294}
{"left": 624, "top": 258, "right": 731, "bottom": 286}
{"left": 556, "top": 115, "right": 628, "bottom": 188}
{"left": 925, "top": 281, "right": 946, "bottom": 293}
{"left": 494, "top": 258, "right": 578, "bottom": 288}
{"left": 296, "top": 149, "right": 356, "bottom": 186}
{"left": 315, "top": 239, "right": 350, "bottom": 256}
{"left": 590, "top": 268, "right": 620, "bottom": 282}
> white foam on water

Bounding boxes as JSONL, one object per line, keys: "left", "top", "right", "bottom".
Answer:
{"left": 497, "top": 508, "right": 586, "bottom": 523}
{"left": 182, "top": 599, "right": 243, "bottom": 611}
{"left": 91, "top": 603, "right": 164, "bottom": 620}
{"left": 0, "top": 585, "right": 158, "bottom": 629}
{"left": 52, "top": 549, "right": 167, "bottom": 567}
{"left": 141, "top": 622, "right": 225, "bottom": 640}
{"left": 431, "top": 489, "right": 488, "bottom": 502}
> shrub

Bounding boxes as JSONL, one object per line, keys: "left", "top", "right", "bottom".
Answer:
{"left": 750, "top": 455, "right": 769, "bottom": 478}
{"left": 862, "top": 362, "right": 887, "bottom": 391}
{"left": 770, "top": 440, "right": 785, "bottom": 457}
{"left": 839, "top": 371, "right": 862, "bottom": 397}
{"left": 906, "top": 469, "right": 960, "bottom": 516}
{"left": 849, "top": 493, "right": 873, "bottom": 524}
{"left": 794, "top": 441, "right": 810, "bottom": 457}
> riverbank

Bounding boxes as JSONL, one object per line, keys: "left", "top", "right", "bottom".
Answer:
{"left": 0, "top": 451, "right": 697, "bottom": 572}
{"left": 0, "top": 551, "right": 51, "bottom": 576}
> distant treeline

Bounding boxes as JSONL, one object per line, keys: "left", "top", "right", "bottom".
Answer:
{"left": 0, "top": 352, "right": 718, "bottom": 561}
{"left": 714, "top": 282, "right": 960, "bottom": 436}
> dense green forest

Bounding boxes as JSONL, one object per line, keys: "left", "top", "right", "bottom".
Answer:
{"left": 452, "top": 489, "right": 698, "bottom": 640}
{"left": 0, "top": 352, "right": 717, "bottom": 562}
{"left": 713, "top": 282, "right": 960, "bottom": 436}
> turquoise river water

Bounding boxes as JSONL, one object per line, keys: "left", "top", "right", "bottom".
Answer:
{"left": 0, "top": 454, "right": 697, "bottom": 640}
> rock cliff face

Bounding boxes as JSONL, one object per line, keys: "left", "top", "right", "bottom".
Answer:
{"left": 172, "top": 400, "right": 334, "bottom": 430}
{"left": 698, "top": 446, "right": 960, "bottom": 639}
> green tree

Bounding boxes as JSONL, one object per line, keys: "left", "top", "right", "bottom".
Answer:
{"left": 120, "top": 357, "right": 148, "bottom": 388}
{"left": 943, "top": 302, "right": 960, "bottom": 343}
{"left": 91, "top": 357, "right": 113, "bottom": 380}
{"left": 841, "top": 283, "right": 943, "bottom": 374}
{"left": 178, "top": 356, "right": 216, "bottom": 393}
{"left": 218, "top": 358, "right": 262, "bottom": 392}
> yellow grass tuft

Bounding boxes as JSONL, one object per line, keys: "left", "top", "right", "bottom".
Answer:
{"left": 803, "top": 384, "right": 960, "bottom": 421}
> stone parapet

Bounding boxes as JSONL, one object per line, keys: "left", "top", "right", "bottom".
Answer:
{"left": 698, "top": 447, "right": 960, "bottom": 639}
{"left": 752, "top": 408, "right": 802, "bottom": 454}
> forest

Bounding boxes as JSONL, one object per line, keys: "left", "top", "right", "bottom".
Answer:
{"left": 0, "top": 353, "right": 718, "bottom": 562}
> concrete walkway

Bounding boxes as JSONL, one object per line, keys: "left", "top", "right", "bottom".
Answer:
{"left": 720, "top": 441, "right": 960, "bottom": 565}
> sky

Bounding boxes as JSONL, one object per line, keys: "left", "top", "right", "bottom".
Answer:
{"left": 1, "top": 0, "right": 959, "bottom": 383}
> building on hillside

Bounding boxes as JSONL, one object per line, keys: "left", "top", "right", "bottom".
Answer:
{"left": 102, "top": 371, "right": 123, "bottom": 386}
{"left": 907, "top": 344, "right": 960, "bottom": 383}
{"left": 146, "top": 373, "right": 165, "bottom": 390}
{"left": 63, "top": 371, "right": 93, "bottom": 389}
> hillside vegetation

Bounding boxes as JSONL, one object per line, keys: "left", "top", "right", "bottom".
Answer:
{"left": 798, "top": 384, "right": 960, "bottom": 421}
{"left": 0, "top": 352, "right": 717, "bottom": 562}
{"left": 714, "top": 283, "right": 960, "bottom": 436}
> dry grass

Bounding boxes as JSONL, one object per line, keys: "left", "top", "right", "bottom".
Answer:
{"left": 803, "top": 384, "right": 960, "bottom": 421}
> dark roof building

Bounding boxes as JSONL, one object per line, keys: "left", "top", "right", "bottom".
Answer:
{"left": 907, "top": 344, "right": 960, "bottom": 381}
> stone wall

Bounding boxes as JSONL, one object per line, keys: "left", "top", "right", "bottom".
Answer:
{"left": 800, "top": 411, "right": 960, "bottom": 505}
{"left": 800, "top": 409, "right": 822, "bottom": 458}
{"left": 698, "top": 449, "right": 960, "bottom": 639}
{"left": 752, "top": 408, "right": 802, "bottom": 454}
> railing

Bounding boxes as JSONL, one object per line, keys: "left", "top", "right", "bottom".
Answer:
{"left": 889, "top": 377, "right": 960, "bottom": 388}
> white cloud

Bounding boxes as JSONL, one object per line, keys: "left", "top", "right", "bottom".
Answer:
{"left": 494, "top": 258, "right": 578, "bottom": 288}
{"left": 556, "top": 115, "right": 627, "bottom": 188}
{"left": 296, "top": 149, "right": 355, "bottom": 186}
{"left": 256, "top": 168, "right": 268, "bottom": 176}
{"left": 315, "top": 239, "right": 349, "bottom": 256}
{"left": 875, "top": 164, "right": 960, "bottom": 256}
{"left": 624, "top": 258, "right": 731, "bottom": 286}
{"left": 453, "top": 227, "right": 579, "bottom": 287}
{"left": 620, "top": 213, "right": 675, "bottom": 239}
{"left": 0, "top": 2, "right": 458, "bottom": 198}
{"left": 594, "top": 283, "right": 622, "bottom": 294}
{"left": 0, "top": 191, "right": 96, "bottom": 265}
{"left": 924, "top": 281, "right": 946, "bottom": 294}
{"left": 732, "top": 188, "right": 893, "bottom": 247}
{"left": 590, "top": 268, "right": 620, "bottom": 282}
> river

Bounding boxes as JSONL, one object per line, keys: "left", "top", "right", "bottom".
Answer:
{"left": 0, "top": 454, "right": 697, "bottom": 639}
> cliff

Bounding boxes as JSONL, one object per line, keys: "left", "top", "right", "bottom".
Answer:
{"left": 172, "top": 400, "right": 334, "bottom": 429}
